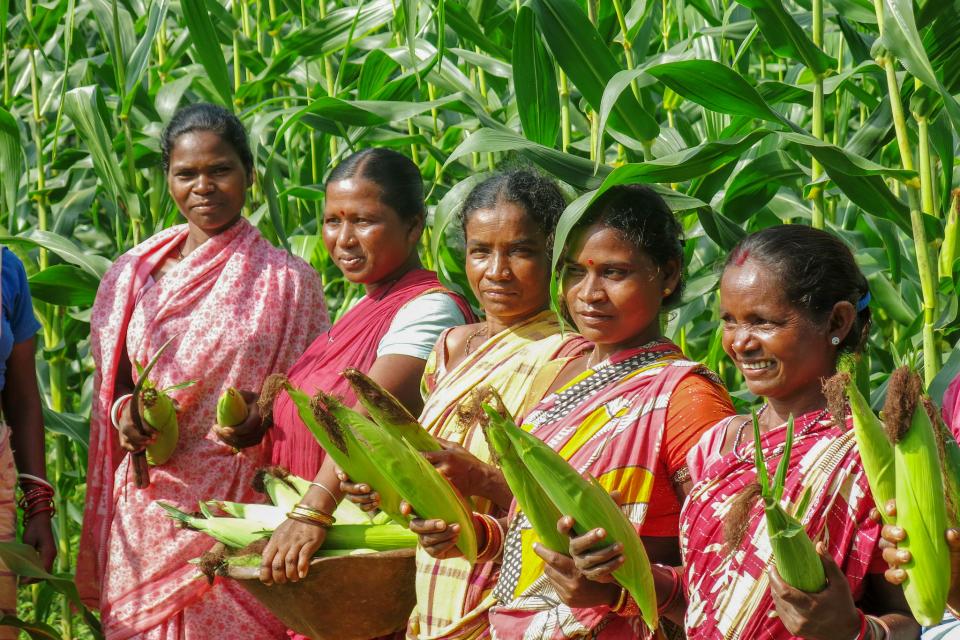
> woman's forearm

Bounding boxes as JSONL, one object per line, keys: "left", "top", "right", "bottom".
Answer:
{"left": 2, "top": 339, "right": 48, "bottom": 479}
{"left": 875, "top": 612, "right": 920, "bottom": 640}
{"left": 301, "top": 456, "right": 344, "bottom": 515}
{"left": 479, "top": 465, "right": 514, "bottom": 510}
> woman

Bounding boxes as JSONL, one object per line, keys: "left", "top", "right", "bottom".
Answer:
{"left": 413, "top": 185, "right": 734, "bottom": 638}
{"left": 259, "top": 148, "right": 475, "bottom": 586}
{"left": 77, "top": 103, "right": 328, "bottom": 638}
{"left": 343, "top": 169, "right": 589, "bottom": 639}
{"left": 1, "top": 247, "right": 56, "bottom": 635}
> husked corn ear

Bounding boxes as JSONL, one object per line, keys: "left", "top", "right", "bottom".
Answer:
{"left": 504, "top": 422, "right": 658, "bottom": 631}
{"left": 885, "top": 367, "right": 950, "bottom": 626}
{"left": 253, "top": 467, "right": 303, "bottom": 512}
{"left": 342, "top": 368, "right": 440, "bottom": 452}
{"left": 477, "top": 389, "right": 567, "bottom": 554}
{"left": 323, "top": 523, "right": 417, "bottom": 550}
{"left": 209, "top": 501, "right": 288, "bottom": 529}
{"left": 158, "top": 502, "right": 270, "bottom": 548}
{"left": 141, "top": 386, "right": 179, "bottom": 466}
{"left": 217, "top": 387, "right": 249, "bottom": 427}
{"left": 283, "top": 383, "right": 408, "bottom": 525}
{"left": 753, "top": 413, "right": 826, "bottom": 593}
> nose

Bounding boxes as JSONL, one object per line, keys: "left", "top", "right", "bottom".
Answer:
{"left": 485, "top": 251, "right": 512, "bottom": 281}
{"left": 729, "top": 324, "right": 759, "bottom": 357}
{"left": 336, "top": 221, "right": 358, "bottom": 248}
{"left": 578, "top": 272, "right": 606, "bottom": 303}
{"left": 193, "top": 173, "right": 215, "bottom": 194}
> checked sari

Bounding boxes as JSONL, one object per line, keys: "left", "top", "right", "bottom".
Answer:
{"left": 488, "top": 340, "right": 724, "bottom": 639}
{"left": 680, "top": 410, "right": 883, "bottom": 640}
{"left": 409, "top": 310, "right": 588, "bottom": 640}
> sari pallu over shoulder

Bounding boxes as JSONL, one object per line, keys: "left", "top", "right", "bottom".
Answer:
{"left": 409, "top": 311, "right": 589, "bottom": 640}
{"left": 78, "top": 219, "right": 327, "bottom": 638}
{"left": 488, "top": 341, "right": 720, "bottom": 640}
{"left": 680, "top": 411, "right": 882, "bottom": 640}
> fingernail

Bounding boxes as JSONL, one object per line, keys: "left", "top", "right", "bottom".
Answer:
{"left": 532, "top": 542, "right": 541, "bottom": 552}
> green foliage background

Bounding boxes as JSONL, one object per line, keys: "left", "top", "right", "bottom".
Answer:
{"left": 1, "top": 0, "right": 960, "bottom": 636}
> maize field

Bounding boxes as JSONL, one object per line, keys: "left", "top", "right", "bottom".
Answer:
{"left": 2, "top": 0, "right": 960, "bottom": 636}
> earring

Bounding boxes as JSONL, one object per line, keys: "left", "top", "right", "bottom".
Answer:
{"left": 831, "top": 336, "right": 840, "bottom": 346}
{"left": 663, "top": 288, "right": 672, "bottom": 296}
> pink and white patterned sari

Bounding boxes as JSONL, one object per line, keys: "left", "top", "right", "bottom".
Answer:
{"left": 77, "top": 219, "right": 328, "bottom": 639}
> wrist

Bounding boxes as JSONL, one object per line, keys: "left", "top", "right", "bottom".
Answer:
{"left": 299, "top": 486, "right": 338, "bottom": 514}
{"left": 847, "top": 609, "right": 867, "bottom": 640}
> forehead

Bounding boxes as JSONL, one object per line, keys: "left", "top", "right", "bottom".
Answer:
{"left": 466, "top": 202, "right": 542, "bottom": 239}
{"left": 169, "top": 130, "right": 238, "bottom": 164}
{"left": 324, "top": 178, "right": 397, "bottom": 215}
{"left": 720, "top": 260, "right": 792, "bottom": 310}
{"left": 568, "top": 223, "right": 646, "bottom": 263}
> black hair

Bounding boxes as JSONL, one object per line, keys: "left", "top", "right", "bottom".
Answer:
{"left": 326, "top": 148, "right": 425, "bottom": 223}
{"left": 726, "top": 224, "right": 872, "bottom": 353}
{"left": 161, "top": 103, "right": 254, "bottom": 176}
{"left": 573, "top": 184, "right": 686, "bottom": 307}
{"left": 459, "top": 169, "right": 566, "bottom": 243}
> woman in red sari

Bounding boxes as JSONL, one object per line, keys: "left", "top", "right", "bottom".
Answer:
{"left": 78, "top": 103, "right": 328, "bottom": 638}
{"left": 565, "top": 225, "right": 919, "bottom": 639}
{"left": 258, "top": 148, "right": 475, "bottom": 586}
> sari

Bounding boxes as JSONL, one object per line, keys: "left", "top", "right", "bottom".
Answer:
{"left": 942, "top": 375, "right": 960, "bottom": 438}
{"left": 77, "top": 219, "right": 327, "bottom": 639}
{"left": 488, "top": 340, "right": 726, "bottom": 640}
{"left": 680, "top": 410, "right": 883, "bottom": 640}
{"left": 269, "top": 268, "right": 475, "bottom": 479}
{"left": 409, "top": 311, "right": 589, "bottom": 640}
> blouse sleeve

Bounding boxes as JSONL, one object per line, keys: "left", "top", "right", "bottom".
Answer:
{"left": 662, "top": 374, "right": 736, "bottom": 476}
{"left": 2, "top": 248, "right": 42, "bottom": 343}
{"left": 376, "top": 292, "right": 466, "bottom": 360}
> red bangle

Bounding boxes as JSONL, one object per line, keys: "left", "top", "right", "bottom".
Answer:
{"left": 655, "top": 564, "right": 682, "bottom": 615}
{"left": 851, "top": 609, "right": 868, "bottom": 640}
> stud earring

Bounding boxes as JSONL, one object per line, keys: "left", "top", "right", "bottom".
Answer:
{"left": 663, "top": 288, "right": 672, "bottom": 296}
{"left": 831, "top": 336, "right": 840, "bottom": 346}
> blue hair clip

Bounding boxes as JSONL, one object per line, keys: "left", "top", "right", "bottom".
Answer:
{"left": 856, "top": 291, "right": 871, "bottom": 312}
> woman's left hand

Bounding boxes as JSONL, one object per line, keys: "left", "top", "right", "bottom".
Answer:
{"left": 422, "top": 438, "right": 492, "bottom": 498}
{"left": 769, "top": 542, "right": 860, "bottom": 640}
{"left": 212, "top": 390, "right": 268, "bottom": 449}
{"left": 21, "top": 513, "right": 56, "bottom": 578}
{"left": 533, "top": 515, "right": 622, "bottom": 609}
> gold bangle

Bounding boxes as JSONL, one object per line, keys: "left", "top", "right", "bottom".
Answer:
{"left": 610, "top": 586, "right": 628, "bottom": 613}
{"left": 287, "top": 512, "right": 331, "bottom": 528}
{"left": 288, "top": 504, "right": 335, "bottom": 528}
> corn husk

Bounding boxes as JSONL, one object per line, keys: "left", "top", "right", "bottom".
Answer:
{"left": 477, "top": 389, "right": 567, "bottom": 553}
{"left": 503, "top": 421, "right": 658, "bottom": 631}
{"left": 141, "top": 386, "right": 178, "bottom": 466}
{"left": 842, "top": 373, "right": 896, "bottom": 522}
{"left": 217, "top": 387, "right": 249, "bottom": 427}
{"left": 283, "top": 383, "right": 408, "bottom": 525}
{"left": 753, "top": 413, "right": 826, "bottom": 593}
{"left": 342, "top": 368, "right": 440, "bottom": 452}
{"left": 209, "top": 501, "right": 287, "bottom": 529}
{"left": 158, "top": 502, "right": 271, "bottom": 548}
{"left": 253, "top": 467, "right": 303, "bottom": 512}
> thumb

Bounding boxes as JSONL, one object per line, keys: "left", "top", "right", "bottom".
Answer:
{"left": 817, "top": 541, "right": 844, "bottom": 582}
{"left": 609, "top": 490, "right": 624, "bottom": 507}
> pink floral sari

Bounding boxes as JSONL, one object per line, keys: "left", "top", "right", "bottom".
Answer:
{"left": 78, "top": 219, "right": 327, "bottom": 639}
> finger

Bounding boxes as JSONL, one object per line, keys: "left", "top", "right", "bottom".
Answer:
{"left": 409, "top": 518, "right": 449, "bottom": 535}
{"left": 884, "top": 499, "right": 897, "bottom": 518}
{"left": 569, "top": 528, "right": 609, "bottom": 556}
{"left": 533, "top": 542, "right": 575, "bottom": 576}
{"left": 608, "top": 489, "right": 623, "bottom": 506}
{"left": 285, "top": 548, "right": 301, "bottom": 582}
{"left": 882, "top": 545, "right": 911, "bottom": 567}
{"left": 260, "top": 547, "right": 276, "bottom": 584}
{"left": 572, "top": 542, "right": 624, "bottom": 572}
{"left": 869, "top": 507, "right": 881, "bottom": 523}
{"left": 271, "top": 550, "right": 289, "bottom": 584}
{"left": 581, "top": 554, "right": 626, "bottom": 581}
{"left": 435, "top": 437, "right": 456, "bottom": 450}
{"left": 297, "top": 545, "right": 312, "bottom": 580}
{"left": 557, "top": 516, "right": 576, "bottom": 537}
{"left": 882, "top": 524, "right": 906, "bottom": 544}
{"left": 884, "top": 566, "right": 907, "bottom": 585}
{"left": 400, "top": 501, "right": 413, "bottom": 517}
{"left": 947, "top": 528, "right": 960, "bottom": 551}
{"left": 817, "top": 542, "right": 844, "bottom": 582}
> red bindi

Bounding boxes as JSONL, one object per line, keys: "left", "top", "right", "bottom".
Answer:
{"left": 732, "top": 248, "right": 750, "bottom": 266}
{"left": 587, "top": 258, "right": 594, "bottom": 266}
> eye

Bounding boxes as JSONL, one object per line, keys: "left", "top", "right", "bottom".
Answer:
{"left": 323, "top": 216, "right": 340, "bottom": 226}
{"left": 603, "top": 268, "right": 627, "bottom": 279}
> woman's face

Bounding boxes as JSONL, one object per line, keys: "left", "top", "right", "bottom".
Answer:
{"left": 562, "top": 222, "right": 679, "bottom": 349}
{"left": 167, "top": 130, "right": 249, "bottom": 234}
{"left": 720, "top": 258, "right": 841, "bottom": 403}
{"left": 464, "top": 201, "right": 552, "bottom": 324}
{"left": 322, "top": 177, "right": 423, "bottom": 285}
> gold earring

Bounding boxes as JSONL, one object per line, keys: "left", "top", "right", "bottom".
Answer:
{"left": 663, "top": 288, "right": 672, "bottom": 296}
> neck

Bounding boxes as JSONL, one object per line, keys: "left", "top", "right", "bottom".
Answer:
{"left": 762, "top": 385, "right": 831, "bottom": 432}
{"left": 182, "top": 217, "right": 240, "bottom": 256}
{"left": 590, "top": 325, "right": 663, "bottom": 366}
{"left": 483, "top": 306, "right": 549, "bottom": 337}
{"left": 364, "top": 253, "right": 422, "bottom": 297}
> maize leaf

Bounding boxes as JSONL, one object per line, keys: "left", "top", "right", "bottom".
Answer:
{"left": 754, "top": 414, "right": 827, "bottom": 593}
{"left": 342, "top": 368, "right": 440, "bottom": 452}
{"left": 326, "top": 394, "right": 478, "bottom": 563}
{"left": 503, "top": 422, "right": 658, "bottom": 631}
{"left": 217, "top": 387, "right": 249, "bottom": 427}
{"left": 478, "top": 394, "right": 567, "bottom": 553}
{"left": 254, "top": 468, "right": 303, "bottom": 512}
{"left": 283, "top": 383, "right": 408, "bottom": 525}
{"left": 157, "top": 502, "right": 270, "bottom": 548}
{"left": 323, "top": 523, "right": 417, "bottom": 550}
{"left": 141, "top": 387, "right": 178, "bottom": 466}
{"left": 846, "top": 377, "right": 896, "bottom": 523}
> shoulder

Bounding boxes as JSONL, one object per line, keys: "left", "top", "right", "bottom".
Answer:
{"left": 1, "top": 247, "right": 27, "bottom": 283}
{"left": 378, "top": 292, "right": 468, "bottom": 360}
{"left": 441, "top": 322, "right": 484, "bottom": 367}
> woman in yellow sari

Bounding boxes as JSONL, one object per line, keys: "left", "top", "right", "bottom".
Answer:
{"left": 341, "top": 169, "right": 587, "bottom": 639}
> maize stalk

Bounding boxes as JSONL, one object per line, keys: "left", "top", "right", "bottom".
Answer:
{"left": 342, "top": 368, "right": 440, "bottom": 452}
{"left": 503, "top": 421, "right": 658, "bottom": 631}
{"left": 324, "top": 393, "right": 478, "bottom": 563}
{"left": 217, "top": 387, "right": 249, "bottom": 427}
{"left": 476, "top": 388, "right": 567, "bottom": 553}
{"left": 885, "top": 367, "right": 950, "bottom": 625}
{"left": 141, "top": 385, "right": 179, "bottom": 466}
{"left": 753, "top": 413, "right": 827, "bottom": 593}
{"left": 283, "top": 382, "right": 408, "bottom": 524}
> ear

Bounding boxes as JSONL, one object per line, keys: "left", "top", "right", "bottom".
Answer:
{"left": 827, "top": 300, "right": 857, "bottom": 346}
{"left": 661, "top": 257, "right": 682, "bottom": 295}
{"left": 407, "top": 212, "right": 426, "bottom": 244}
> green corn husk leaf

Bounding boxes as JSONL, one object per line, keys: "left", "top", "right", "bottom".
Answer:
{"left": 322, "top": 523, "right": 417, "bottom": 550}
{"left": 283, "top": 383, "right": 408, "bottom": 525}
{"left": 253, "top": 467, "right": 303, "bottom": 512}
{"left": 142, "top": 387, "right": 178, "bottom": 466}
{"left": 342, "top": 368, "right": 440, "bottom": 452}
{"left": 890, "top": 373, "right": 950, "bottom": 626}
{"left": 324, "top": 393, "right": 478, "bottom": 563}
{"left": 217, "top": 387, "right": 249, "bottom": 427}
{"left": 157, "top": 502, "right": 270, "bottom": 548}
{"left": 478, "top": 392, "right": 568, "bottom": 553}
{"left": 841, "top": 374, "right": 896, "bottom": 522}
{"left": 503, "top": 422, "right": 658, "bottom": 631}
{"left": 208, "top": 501, "right": 287, "bottom": 529}
{"left": 754, "top": 414, "right": 827, "bottom": 593}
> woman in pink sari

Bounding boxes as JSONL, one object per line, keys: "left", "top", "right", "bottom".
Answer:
{"left": 77, "top": 103, "right": 328, "bottom": 639}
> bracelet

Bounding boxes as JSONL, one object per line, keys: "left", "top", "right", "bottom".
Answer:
{"left": 111, "top": 394, "right": 134, "bottom": 430}
{"left": 17, "top": 483, "right": 55, "bottom": 522}
{"left": 850, "top": 609, "right": 867, "bottom": 640}
{"left": 310, "top": 481, "right": 338, "bottom": 505}
{"left": 610, "top": 586, "right": 641, "bottom": 617}
{"left": 947, "top": 603, "right": 960, "bottom": 620}
{"left": 287, "top": 504, "right": 335, "bottom": 529}
{"left": 473, "top": 513, "right": 504, "bottom": 562}
{"left": 865, "top": 615, "right": 890, "bottom": 640}
{"left": 18, "top": 474, "right": 53, "bottom": 491}
{"left": 654, "top": 564, "right": 682, "bottom": 615}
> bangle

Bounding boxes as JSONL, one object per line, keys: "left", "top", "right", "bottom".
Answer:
{"left": 654, "top": 564, "right": 682, "bottom": 615}
{"left": 18, "top": 474, "right": 53, "bottom": 491}
{"left": 610, "top": 587, "right": 641, "bottom": 617}
{"left": 17, "top": 483, "right": 55, "bottom": 522}
{"left": 865, "top": 615, "right": 890, "bottom": 640}
{"left": 473, "top": 513, "right": 504, "bottom": 562}
{"left": 287, "top": 504, "right": 335, "bottom": 529}
{"left": 850, "top": 609, "right": 867, "bottom": 640}
{"left": 111, "top": 394, "right": 134, "bottom": 430}
{"left": 310, "top": 481, "right": 338, "bottom": 505}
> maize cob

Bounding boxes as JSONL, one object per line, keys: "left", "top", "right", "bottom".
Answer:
{"left": 753, "top": 413, "right": 826, "bottom": 592}
{"left": 208, "top": 501, "right": 288, "bottom": 529}
{"left": 141, "top": 385, "right": 179, "bottom": 466}
{"left": 476, "top": 389, "right": 567, "bottom": 553}
{"left": 885, "top": 367, "right": 950, "bottom": 625}
{"left": 158, "top": 502, "right": 271, "bottom": 548}
{"left": 217, "top": 387, "right": 249, "bottom": 427}
{"left": 324, "top": 393, "right": 478, "bottom": 563}
{"left": 283, "top": 383, "right": 408, "bottom": 524}
{"left": 253, "top": 467, "right": 303, "bottom": 512}
{"left": 322, "top": 523, "right": 417, "bottom": 550}
{"left": 342, "top": 368, "right": 440, "bottom": 452}
{"left": 503, "top": 422, "right": 658, "bottom": 631}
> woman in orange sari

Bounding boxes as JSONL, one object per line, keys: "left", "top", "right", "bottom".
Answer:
{"left": 78, "top": 103, "right": 328, "bottom": 639}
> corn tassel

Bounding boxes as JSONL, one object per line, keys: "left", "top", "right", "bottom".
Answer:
{"left": 342, "top": 368, "right": 440, "bottom": 452}
{"left": 477, "top": 389, "right": 567, "bottom": 554}
{"left": 141, "top": 386, "right": 179, "bottom": 466}
{"left": 217, "top": 387, "right": 249, "bottom": 427}
{"left": 753, "top": 413, "right": 827, "bottom": 592}
{"left": 886, "top": 367, "right": 950, "bottom": 625}
{"left": 840, "top": 373, "right": 896, "bottom": 522}
{"left": 503, "top": 422, "right": 658, "bottom": 631}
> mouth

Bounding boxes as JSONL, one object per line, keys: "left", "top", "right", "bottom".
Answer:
{"left": 740, "top": 359, "right": 776, "bottom": 372}
{"left": 337, "top": 255, "right": 365, "bottom": 268}
{"left": 191, "top": 202, "right": 220, "bottom": 212}
{"left": 482, "top": 288, "right": 516, "bottom": 299}
{"left": 575, "top": 309, "right": 613, "bottom": 325}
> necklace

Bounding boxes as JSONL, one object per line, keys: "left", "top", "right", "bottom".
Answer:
{"left": 732, "top": 405, "right": 830, "bottom": 464}
{"left": 463, "top": 325, "right": 489, "bottom": 355}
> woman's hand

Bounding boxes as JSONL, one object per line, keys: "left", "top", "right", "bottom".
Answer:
{"left": 259, "top": 517, "right": 326, "bottom": 584}
{"left": 337, "top": 471, "right": 381, "bottom": 512}
{"left": 213, "top": 390, "right": 269, "bottom": 449}
{"left": 117, "top": 398, "right": 156, "bottom": 452}
{"left": 403, "top": 501, "right": 465, "bottom": 560}
{"left": 561, "top": 515, "right": 626, "bottom": 584}
{"left": 422, "top": 438, "right": 493, "bottom": 498}
{"left": 769, "top": 542, "right": 860, "bottom": 640}
{"left": 21, "top": 513, "right": 56, "bottom": 579}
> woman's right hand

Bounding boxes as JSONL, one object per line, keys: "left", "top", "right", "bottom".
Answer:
{"left": 403, "top": 501, "right": 465, "bottom": 560}
{"left": 213, "top": 391, "right": 269, "bottom": 449}
{"left": 338, "top": 471, "right": 381, "bottom": 512}
{"left": 259, "top": 517, "right": 327, "bottom": 584}
{"left": 117, "top": 398, "right": 157, "bottom": 452}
